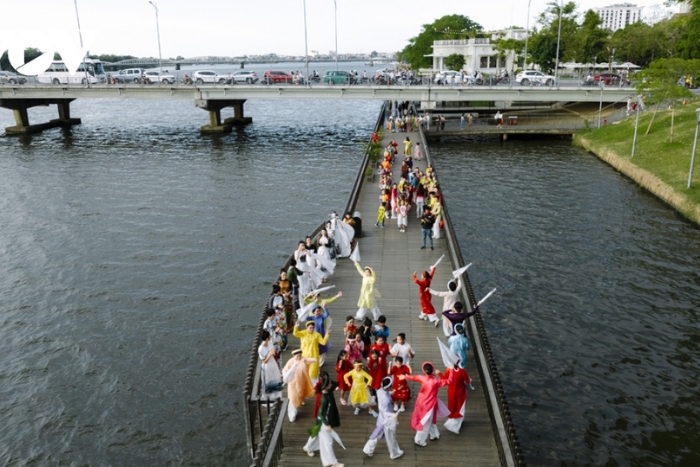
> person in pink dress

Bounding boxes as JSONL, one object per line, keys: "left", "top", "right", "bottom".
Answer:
{"left": 397, "top": 361, "right": 454, "bottom": 446}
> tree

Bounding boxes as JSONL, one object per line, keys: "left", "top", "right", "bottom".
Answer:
{"left": 444, "top": 54, "right": 465, "bottom": 71}
{"left": 635, "top": 58, "right": 699, "bottom": 138}
{"left": 397, "top": 14, "right": 482, "bottom": 69}
{"left": 370, "top": 51, "right": 378, "bottom": 58}
{"left": 571, "top": 10, "right": 608, "bottom": 64}
{"left": 527, "top": 2, "right": 579, "bottom": 71}
{"left": 494, "top": 38, "right": 525, "bottom": 69}
{"left": 676, "top": 0, "right": 700, "bottom": 58}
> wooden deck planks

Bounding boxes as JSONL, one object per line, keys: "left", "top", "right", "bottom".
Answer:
{"left": 278, "top": 129, "right": 501, "bottom": 467}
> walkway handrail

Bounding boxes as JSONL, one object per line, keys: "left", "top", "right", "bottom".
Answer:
{"left": 417, "top": 106, "right": 524, "bottom": 466}
{"left": 242, "top": 100, "right": 387, "bottom": 465}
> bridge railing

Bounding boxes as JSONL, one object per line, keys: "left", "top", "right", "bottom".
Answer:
{"left": 416, "top": 104, "right": 524, "bottom": 467}
{"left": 242, "top": 100, "right": 387, "bottom": 466}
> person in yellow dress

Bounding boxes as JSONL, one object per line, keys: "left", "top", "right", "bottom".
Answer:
{"left": 344, "top": 360, "right": 378, "bottom": 417}
{"left": 353, "top": 260, "right": 382, "bottom": 321}
{"left": 293, "top": 320, "right": 331, "bottom": 383}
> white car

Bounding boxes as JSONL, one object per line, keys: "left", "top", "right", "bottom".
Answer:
{"left": 516, "top": 70, "right": 556, "bottom": 86}
{"left": 143, "top": 71, "right": 176, "bottom": 84}
{"left": 231, "top": 70, "right": 258, "bottom": 84}
{"left": 192, "top": 70, "right": 231, "bottom": 85}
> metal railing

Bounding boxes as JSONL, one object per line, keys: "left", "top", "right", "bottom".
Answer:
{"left": 416, "top": 105, "right": 525, "bottom": 466}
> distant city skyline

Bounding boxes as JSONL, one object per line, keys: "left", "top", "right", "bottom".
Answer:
{"left": 2, "top": 1, "right": 676, "bottom": 60}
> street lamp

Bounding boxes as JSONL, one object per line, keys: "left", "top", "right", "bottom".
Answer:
{"left": 523, "top": 0, "right": 532, "bottom": 71}
{"left": 554, "top": 0, "right": 563, "bottom": 84}
{"left": 687, "top": 108, "right": 700, "bottom": 188}
{"left": 73, "top": 0, "right": 90, "bottom": 86}
{"left": 148, "top": 1, "right": 163, "bottom": 74}
{"left": 334, "top": 0, "right": 338, "bottom": 70}
{"left": 303, "top": 0, "right": 310, "bottom": 85}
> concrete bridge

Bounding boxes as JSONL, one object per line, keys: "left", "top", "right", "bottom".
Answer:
{"left": 0, "top": 83, "right": 634, "bottom": 135}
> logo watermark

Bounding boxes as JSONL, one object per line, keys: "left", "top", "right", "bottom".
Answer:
{"left": 0, "top": 29, "right": 98, "bottom": 76}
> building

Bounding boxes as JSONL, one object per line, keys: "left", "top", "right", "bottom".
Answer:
{"left": 428, "top": 29, "right": 527, "bottom": 74}
{"left": 679, "top": 0, "right": 691, "bottom": 14}
{"left": 595, "top": 3, "right": 642, "bottom": 32}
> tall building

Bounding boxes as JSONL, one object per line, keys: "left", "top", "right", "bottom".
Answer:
{"left": 595, "top": 3, "right": 642, "bottom": 31}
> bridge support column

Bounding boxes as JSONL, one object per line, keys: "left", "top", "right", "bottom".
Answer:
{"left": 195, "top": 99, "right": 252, "bottom": 134}
{"left": 1, "top": 99, "right": 81, "bottom": 135}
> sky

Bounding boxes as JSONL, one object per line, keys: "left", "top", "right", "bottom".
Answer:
{"left": 1, "top": 0, "right": 679, "bottom": 59}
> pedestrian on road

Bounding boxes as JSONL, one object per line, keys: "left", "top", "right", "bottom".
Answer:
{"left": 420, "top": 205, "right": 435, "bottom": 250}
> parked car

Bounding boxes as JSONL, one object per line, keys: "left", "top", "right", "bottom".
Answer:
{"left": 516, "top": 70, "right": 556, "bottom": 86}
{"left": 113, "top": 68, "right": 146, "bottom": 83}
{"left": 323, "top": 70, "right": 354, "bottom": 85}
{"left": 192, "top": 70, "right": 231, "bottom": 85}
{"left": 261, "top": 70, "right": 294, "bottom": 84}
{"left": 231, "top": 70, "right": 258, "bottom": 84}
{"left": 590, "top": 72, "right": 630, "bottom": 86}
{"left": 142, "top": 70, "right": 176, "bottom": 84}
{"left": 0, "top": 71, "right": 27, "bottom": 84}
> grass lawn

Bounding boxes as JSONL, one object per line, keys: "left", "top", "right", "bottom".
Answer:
{"left": 574, "top": 101, "right": 700, "bottom": 223}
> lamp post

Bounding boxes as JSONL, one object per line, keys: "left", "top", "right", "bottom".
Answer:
{"left": 148, "top": 1, "right": 163, "bottom": 74}
{"left": 554, "top": 0, "right": 563, "bottom": 85}
{"left": 303, "top": 0, "right": 310, "bottom": 85}
{"left": 73, "top": 0, "right": 90, "bottom": 86}
{"left": 687, "top": 108, "right": 700, "bottom": 188}
{"left": 523, "top": 0, "right": 532, "bottom": 71}
{"left": 334, "top": 0, "right": 338, "bottom": 70}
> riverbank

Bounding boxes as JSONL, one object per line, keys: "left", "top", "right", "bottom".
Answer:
{"left": 573, "top": 103, "right": 700, "bottom": 226}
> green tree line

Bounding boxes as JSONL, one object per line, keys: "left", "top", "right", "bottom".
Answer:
{"left": 397, "top": 0, "right": 700, "bottom": 71}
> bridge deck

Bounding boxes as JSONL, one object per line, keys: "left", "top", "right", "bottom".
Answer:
{"left": 278, "top": 129, "right": 501, "bottom": 466}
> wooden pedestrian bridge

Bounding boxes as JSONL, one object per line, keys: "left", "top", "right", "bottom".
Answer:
{"left": 0, "top": 82, "right": 633, "bottom": 135}
{"left": 243, "top": 103, "right": 524, "bottom": 467}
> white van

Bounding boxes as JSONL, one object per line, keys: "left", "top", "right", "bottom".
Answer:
{"left": 36, "top": 59, "right": 105, "bottom": 85}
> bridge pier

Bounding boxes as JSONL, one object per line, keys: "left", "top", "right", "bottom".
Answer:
{"left": 195, "top": 99, "right": 252, "bottom": 134}
{"left": 0, "top": 99, "right": 81, "bottom": 135}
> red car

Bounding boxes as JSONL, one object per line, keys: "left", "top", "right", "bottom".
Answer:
{"left": 590, "top": 72, "right": 630, "bottom": 86}
{"left": 262, "top": 70, "right": 294, "bottom": 84}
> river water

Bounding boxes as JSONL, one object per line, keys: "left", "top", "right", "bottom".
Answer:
{"left": 1, "top": 84, "right": 699, "bottom": 466}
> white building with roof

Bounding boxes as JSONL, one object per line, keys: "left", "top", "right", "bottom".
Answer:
{"left": 595, "top": 3, "right": 642, "bottom": 31}
{"left": 428, "top": 29, "right": 527, "bottom": 74}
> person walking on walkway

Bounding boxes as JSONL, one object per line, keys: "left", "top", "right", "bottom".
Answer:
{"left": 441, "top": 361, "right": 472, "bottom": 434}
{"left": 283, "top": 349, "right": 316, "bottom": 422}
{"left": 420, "top": 205, "right": 435, "bottom": 250}
{"left": 363, "top": 376, "right": 404, "bottom": 459}
{"left": 303, "top": 372, "right": 345, "bottom": 467}
{"left": 398, "top": 361, "right": 454, "bottom": 447}
{"left": 413, "top": 266, "right": 439, "bottom": 326}
{"left": 353, "top": 261, "right": 382, "bottom": 320}
{"left": 293, "top": 320, "right": 331, "bottom": 383}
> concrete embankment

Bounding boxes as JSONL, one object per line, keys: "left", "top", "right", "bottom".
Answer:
{"left": 574, "top": 134, "right": 700, "bottom": 226}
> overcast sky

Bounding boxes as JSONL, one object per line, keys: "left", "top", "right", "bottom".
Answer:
{"left": 2, "top": 1, "right": 678, "bottom": 59}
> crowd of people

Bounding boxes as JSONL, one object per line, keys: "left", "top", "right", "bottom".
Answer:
{"left": 256, "top": 120, "right": 478, "bottom": 466}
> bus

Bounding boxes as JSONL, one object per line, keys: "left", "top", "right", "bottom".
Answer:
{"left": 36, "top": 58, "right": 106, "bottom": 85}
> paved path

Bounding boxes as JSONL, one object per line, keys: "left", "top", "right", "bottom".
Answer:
{"left": 277, "top": 129, "right": 501, "bottom": 466}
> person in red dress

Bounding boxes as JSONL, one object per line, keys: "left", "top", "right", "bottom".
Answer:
{"left": 413, "top": 266, "right": 438, "bottom": 326}
{"left": 335, "top": 349, "right": 353, "bottom": 406}
{"left": 440, "top": 363, "right": 472, "bottom": 434}
{"left": 367, "top": 349, "right": 385, "bottom": 400}
{"left": 388, "top": 356, "right": 412, "bottom": 412}
{"left": 369, "top": 336, "right": 390, "bottom": 376}
{"left": 398, "top": 361, "right": 454, "bottom": 446}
